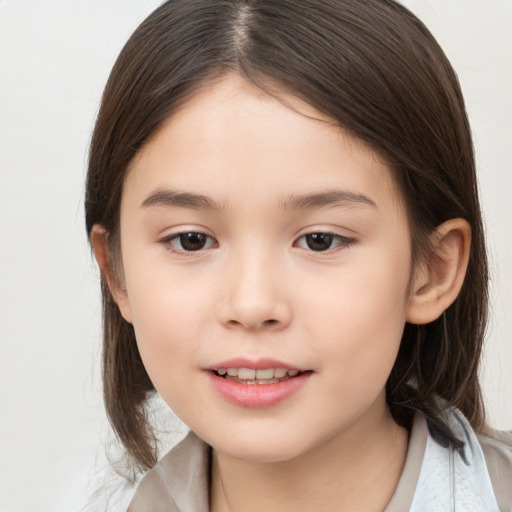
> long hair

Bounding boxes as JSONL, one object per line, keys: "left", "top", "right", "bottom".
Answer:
{"left": 85, "top": 0, "right": 488, "bottom": 473}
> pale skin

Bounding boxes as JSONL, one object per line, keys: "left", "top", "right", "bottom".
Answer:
{"left": 92, "top": 74, "right": 471, "bottom": 512}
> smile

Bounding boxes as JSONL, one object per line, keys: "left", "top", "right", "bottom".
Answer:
{"left": 208, "top": 362, "right": 311, "bottom": 408}
{"left": 214, "top": 367, "right": 301, "bottom": 385}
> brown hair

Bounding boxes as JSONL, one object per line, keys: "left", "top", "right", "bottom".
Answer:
{"left": 86, "top": 0, "right": 488, "bottom": 473}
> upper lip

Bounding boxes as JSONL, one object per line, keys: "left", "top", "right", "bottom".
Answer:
{"left": 205, "top": 357, "right": 303, "bottom": 371}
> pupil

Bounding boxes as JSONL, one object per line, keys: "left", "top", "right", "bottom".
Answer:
{"left": 180, "top": 232, "right": 206, "bottom": 251}
{"left": 306, "top": 233, "right": 333, "bottom": 251}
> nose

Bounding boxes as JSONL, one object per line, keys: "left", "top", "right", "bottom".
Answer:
{"left": 217, "top": 252, "right": 291, "bottom": 332}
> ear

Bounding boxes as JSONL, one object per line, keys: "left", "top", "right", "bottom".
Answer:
{"left": 406, "top": 218, "right": 471, "bottom": 325}
{"left": 90, "top": 225, "right": 133, "bottom": 323}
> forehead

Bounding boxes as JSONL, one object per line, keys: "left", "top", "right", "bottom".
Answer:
{"left": 124, "top": 74, "right": 403, "bottom": 214}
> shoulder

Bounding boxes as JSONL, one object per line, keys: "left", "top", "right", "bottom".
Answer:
{"left": 407, "top": 408, "right": 509, "bottom": 511}
{"left": 127, "top": 431, "right": 211, "bottom": 512}
{"left": 478, "top": 428, "right": 512, "bottom": 512}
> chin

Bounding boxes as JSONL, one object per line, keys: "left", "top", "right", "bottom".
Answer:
{"left": 205, "top": 428, "right": 320, "bottom": 464}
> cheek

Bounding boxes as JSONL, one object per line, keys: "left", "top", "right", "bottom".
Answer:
{"left": 122, "top": 258, "right": 216, "bottom": 391}
{"left": 299, "top": 249, "right": 410, "bottom": 387}
{"left": 128, "top": 291, "right": 211, "bottom": 415}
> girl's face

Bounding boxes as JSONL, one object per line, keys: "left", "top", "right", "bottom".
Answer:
{"left": 117, "top": 74, "right": 415, "bottom": 463}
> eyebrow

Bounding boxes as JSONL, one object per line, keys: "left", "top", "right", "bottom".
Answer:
{"left": 141, "top": 189, "right": 225, "bottom": 211}
{"left": 280, "top": 190, "right": 377, "bottom": 210}
{"left": 140, "top": 188, "right": 377, "bottom": 212}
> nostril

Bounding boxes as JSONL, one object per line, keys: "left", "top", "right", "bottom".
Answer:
{"left": 226, "top": 318, "right": 279, "bottom": 329}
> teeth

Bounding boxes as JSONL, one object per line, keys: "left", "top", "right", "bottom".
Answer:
{"left": 216, "top": 367, "right": 301, "bottom": 380}
{"left": 255, "top": 369, "right": 274, "bottom": 379}
{"left": 238, "top": 368, "right": 256, "bottom": 380}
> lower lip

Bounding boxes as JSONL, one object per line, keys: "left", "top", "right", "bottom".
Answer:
{"left": 207, "top": 371, "right": 311, "bottom": 408}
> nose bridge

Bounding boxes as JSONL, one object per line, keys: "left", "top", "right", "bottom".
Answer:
{"left": 219, "top": 243, "right": 290, "bottom": 331}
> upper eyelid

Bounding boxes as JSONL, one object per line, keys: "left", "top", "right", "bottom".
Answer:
{"left": 295, "top": 224, "right": 357, "bottom": 237}
{"left": 294, "top": 229, "right": 356, "bottom": 242}
{"left": 158, "top": 227, "right": 215, "bottom": 241}
{"left": 158, "top": 228, "right": 351, "bottom": 238}
{"left": 296, "top": 230, "right": 352, "bottom": 238}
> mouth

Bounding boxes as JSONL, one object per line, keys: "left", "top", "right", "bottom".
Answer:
{"left": 208, "top": 365, "right": 311, "bottom": 408}
{"left": 212, "top": 367, "right": 303, "bottom": 385}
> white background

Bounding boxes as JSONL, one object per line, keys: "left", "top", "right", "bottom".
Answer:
{"left": 0, "top": 1, "right": 510, "bottom": 511}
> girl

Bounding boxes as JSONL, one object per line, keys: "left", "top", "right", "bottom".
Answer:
{"left": 85, "top": 1, "right": 512, "bottom": 510}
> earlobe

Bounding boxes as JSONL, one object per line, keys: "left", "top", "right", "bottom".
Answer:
{"left": 406, "top": 218, "right": 471, "bottom": 325}
{"left": 90, "top": 225, "right": 133, "bottom": 323}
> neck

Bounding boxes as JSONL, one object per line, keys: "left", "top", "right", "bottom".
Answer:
{"left": 210, "top": 400, "right": 409, "bottom": 512}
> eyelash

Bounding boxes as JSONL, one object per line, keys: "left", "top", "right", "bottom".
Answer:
{"left": 159, "top": 231, "right": 355, "bottom": 255}
{"left": 159, "top": 232, "right": 217, "bottom": 255}
{"left": 294, "top": 232, "right": 355, "bottom": 252}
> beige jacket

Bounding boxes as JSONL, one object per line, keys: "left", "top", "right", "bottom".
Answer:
{"left": 127, "top": 414, "right": 512, "bottom": 512}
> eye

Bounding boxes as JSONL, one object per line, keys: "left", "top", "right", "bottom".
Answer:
{"left": 295, "top": 232, "right": 354, "bottom": 252}
{"left": 162, "top": 232, "right": 216, "bottom": 253}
